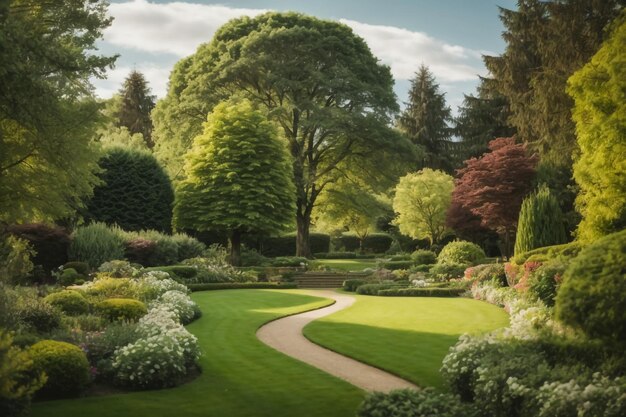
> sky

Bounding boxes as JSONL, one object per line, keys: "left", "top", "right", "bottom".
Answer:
{"left": 94, "top": 0, "right": 518, "bottom": 113}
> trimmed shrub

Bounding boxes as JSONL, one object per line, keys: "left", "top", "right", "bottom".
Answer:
{"left": 377, "top": 287, "right": 465, "bottom": 297}
{"left": 240, "top": 249, "right": 270, "bottom": 266}
{"left": 187, "top": 282, "right": 298, "bottom": 291}
{"left": 380, "top": 260, "right": 414, "bottom": 270}
{"left": 528, "top": 261, "right": 567, "bottom": 307}
{"left": 68, "top": 222, "right": 125, "bottom": 269}
{"left": 56, "top": 267, "right": 85, "bottom": 286}
{"left": 143, "top": 265, "right": 197, "bottom": 281}
{"left": 171, "top": 233, "right": 206, "bottom": 261}
{"left": 358, "top": 388, "right": 474, "bottom": 417}
{"left": 7, "top": 223, "right": 70, "bottom": 275}
{"left": 44, "top": 290, "right": 89, "bottom": 316}
{"left": 85, "top": 147, "right": 174, "bottom": 232}
{"left": 343, "top": 279, "right": 367, "bottom": 292}
{"left": 430, "top": 262, "right": 467, "bottom": 280}
{"left": 96, "top": 298, "right": 147, "bottom": 322}
{"left": 29, "top": 340, "right": 90, "bottom": 397}
{"left": 511, "top": 241, "right": 583, "bottom": 266}
{"left": 362, "top": 233, "right": 393, "bottom": 253}
{"left": 124, "top": 237, "right": 157, "bottom": 266}
{"left": 438, "top": 241, "right": 486, "bottom": 266}
{"left": 556, "top": 229, "right": 626, "bottom": 344}
{"left": 314, "top": 252, "right": 357, "bottom": 259}
{"left": 270, "top": 256, "right": 308, "bottom": 267}
{"left": 17, "top": 298, "right": 61, "bottom": 333}
{"left": 336, "top": 234, "right": 360, "bottom": 252}
{"left": 411, "top": 249, "right": 437, "bottom": 265}
{"left": 514, "top": 185, "right": 567, "bottom": 256}
{"left": 356, "top": 283, "right": 406, "bottom": 295}
{"left": 137, "top": 230, "right": 178, "bottom": 266}
{"left": 62, "top": 261, "right": 90, "bottom": 276}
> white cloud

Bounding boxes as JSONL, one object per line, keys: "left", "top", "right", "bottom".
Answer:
{"left": 339, "top": 19, "right": 485, "bottom": 82}
{"left": 105, "top": 0, "right": 267, "bottom": 56}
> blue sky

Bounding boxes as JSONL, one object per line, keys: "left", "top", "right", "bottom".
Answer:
{"left": 95, "top": 0, "right": 518, "bottom": 113}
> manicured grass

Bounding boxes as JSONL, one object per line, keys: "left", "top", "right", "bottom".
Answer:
{"left": 31, "top": 290, "right": 364, "bottom": 417}
{"left": 304, "top": 294, "right": 509, "bottom": 389}
{"left": 310, "top": 258, "right": 377, "bottom": 271}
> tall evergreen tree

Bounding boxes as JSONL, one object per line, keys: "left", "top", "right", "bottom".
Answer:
{"left": 454, "top": 78, "right": 516, "bottom": 161}
{"left": 116, "top": 70, "right": 156, "bottom": 149}
{"left": 397, "top": 65, "right": 454, "bottom": 173}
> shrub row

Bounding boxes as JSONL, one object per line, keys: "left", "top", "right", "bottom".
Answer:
{"left": 377, "top": 287, "right": 466, "bottom": 297}
{"left": 314, "top": 252, "right": 357, "bottom": 259}
{"left": 511, "top": 241, "right": 583, "bottom": 265}
{"left": 343, "top": 279, "right": 368, "bottom": 292}
{"left": 356, "top": 283, "right": 406, "bottom": 295}
{"left": 187, "top": 282, "right": 298, "bottom": 292}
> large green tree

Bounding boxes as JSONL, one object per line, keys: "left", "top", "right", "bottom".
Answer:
{"left": 392, "top": 169, "right": 454, "bottom": 245}
{"left": 173, "top": 100, "right": 295, "bottom": 266}
{"left": 0, "top": 0, "right": 116, "bottom": 224}
{"left": 397, "top": 65, "right": 454, "bottom": 173}
{"left": 567, "top": 13, "right": 626, "bottom": 242}
{"left": 116, "top": 70, "right": 156, "bottom": 149}
{"left": 153, "top": 12, "right": 405, "bottom": 257}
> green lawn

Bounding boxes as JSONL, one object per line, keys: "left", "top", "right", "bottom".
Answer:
{"left": 31, "top": 290, "right": 364, "bottom": 417}
{"left": 310, "top": 258, "right": 377, "bottom": 271}
{"left": 304, "top": 294, "right": 509, "bottom": 389}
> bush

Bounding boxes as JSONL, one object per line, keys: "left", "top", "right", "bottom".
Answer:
{"left": 152, "top": 290, "right": 197, "bottom": 324}
{"left": 430, "top": 262, "right": 466, "bottom": 280}
{"left": 44, "top": 290, "right": 89, "bottom": 316}
{"left": 261, "top": 232, "right": 330, "bottom": 257}
{"left": 388, "top": 254, "right": 411, "bottom": 261}
{"left": 0, "top": 331, "right": 45, "bottom": 417}
{"left": 82, "top": 321, "right": 139, "bottom": 366}
{"left": 68, "top": 222, "right": 126, "bottom": 269}
{"left": 377, "top": 287, "right": 465, "bottom": 297}
{"left": 55, "top": 267, "right": 84, "bottom": 286}
{"left": 7, "top": 223, "right": 70, "bottom": 275}
{"left": 356, "top": 283, "right": 405, "bottom": 295}
{"left": 97, "top": 260, "right": 137, "bottom": 278}
{"left": 62, "top": 261, "right": 90, "bottom": 276}
{"left": 171, "top": 233, "right": 205, "bottom": 262}
{"left": 270, "top": 256, "right": 308, "bottom": 267}
{"left": 186, "top": 282, "right": 298, "bottom": 291}
{"left": 411, "top": 249, "right": 437, "bottom": 265}
{"left": 336, "top": 234, "right": 360, "bottom": 252}
{"left": 380, "top": 260, "right": 414, "bottom": 270}
{"left": 437, "top": 240, "right": 486, "bottom": 266}
{"left": 96, "top": 298, "right": 147, "bottom": 322}
{"left": 464, "top": 263, "right": 507, "bottom": 287}
{"left": 240, "top": 249, "right": 270, "bottom": 266}
{"left": 136, "top": 230, "right": 179, "bottom": 266}
{"left": 17, "top": 298, "right": 61, "bottom": 333}
{"left": 76, "top": 276, "right": 136, "bottom": 299}
{"left": 343, "top": 279, "right": 367, "bottom": 292}
{"left": 528, "top": 261, "right": 566, "bottom": 307}
{"left": 85, "top": 147, "right": 174, "bottom": 233}
{"left": 124, "top": 237, "right": 157, "bottom": 266}
{"left": 0, "top": 235, "right": 35, "bottom": 284}
{"left": 29, "top": 340, "right": 90, "bottom": 397}
{"left": 358, "top": 388, "right": 474, "bottom": 417}
{"left": 556, "top": 229, "right": 626, "bottom": 345}
{"left": 314, "top": 252, "right": 357, "bottom": 259}
{"left": 362, "top": 233, "right": 393, "bottom": 253}
{"left": 511, "top": 241, "right": 583, "bottom": 266}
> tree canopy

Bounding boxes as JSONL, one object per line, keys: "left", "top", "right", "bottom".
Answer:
{"left": 153, "top": 12, "right": 408, "bottom": 256}
{"left": 392, "top": 168, "right": 454, "bottom": 245}
{"left": 568, "top": 13, "right": 626, "bottom": 242}
{"left": 172, "top": 100, "right": 295, "bottom": 265}
{"left": 115, "top": 70, "right": 156, "bottom": 149}
{"left": 0, "top": 0, "right": 116, "bottom": 224}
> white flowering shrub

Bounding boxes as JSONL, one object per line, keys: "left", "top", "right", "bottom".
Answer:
{"left": 133, "top": 271, "right": 188, "bottom": 301}
{"left": 165, "top": 326, "right": 201, "bottom": 367}
{"left": 152, "top": 290, "right": 198, "bottom": 324}
{"left": 411, "top": 279, "right": 428, "bottom": 288}
{"left": 136, "top": 305, "right": 181, "bottom": 337}
{"left": 470, "top": 281, "right": 516, "bottom": 307}
{"left": 112, "top": 333, "right": 187, "bottom": 389}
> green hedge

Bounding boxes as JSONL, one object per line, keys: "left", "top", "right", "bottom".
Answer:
{"left": 356, "top": 283, "right": 406, "bottom": 295}
{"left": 381, "top": 260, "right": 414, "bottom": 270}
{"left": 336, "top": 234, "right": 360, "bottom": 252}
{"left": 143, "top": 265, "right": 198, "bottom": 281}
{"left": 363, "top": 233, "right": 393, "bottom": 253}
{"left": 262, "top": 233, "right": 330, "bottom": 257}
{"left": 187, "top": 282, "right": 298, "bottom": 292}
{"left": 314, "top": 252, "right": 357, "bottom": 259}
{"left": 377, "top": 287, "right": 466, "bottom": 297}
{"left": 343, "top": 279, "right": 368, "bottom": 292}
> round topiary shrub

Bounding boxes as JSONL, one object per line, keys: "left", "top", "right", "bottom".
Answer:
{"left": 85, "top": 147, "right": 174, "bottom": 233}
{"left": 44, "top": 290, "right": 89, "bottom": 316}
{"left": 555, "top": 229, "right": 626, "bottom": 345}
{"left": 438, "top": 241, "right": 486, "bottom": 266}
{"left": 430, "top": 262, "right": 467, "bottom": 281}
{"left": 96, "top": 298, "right": 147, "bottom": 322}
{"left": 56, "top": 267, "right": 86, "bottom": 286}
{"left": 411, "top": 249, "right": 437, "bottom": 265}
{"left": 29, "top": 340, "right": 90, "bottom": 397}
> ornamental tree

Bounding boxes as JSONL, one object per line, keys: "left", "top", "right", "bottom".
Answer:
{"left": 115, "top": 70, "right": 156, "bottom": 149}
{"left": 392, "top": 169, "right": 454, "bottom": 245}
{"left": 451, "top": 138, "right": 538, "bottom": 257}
{"left": 153, "top": 12, "right": 405, "bottom": 257}
{"left": 172, "top": 100, "right": 295, "bottom": 266}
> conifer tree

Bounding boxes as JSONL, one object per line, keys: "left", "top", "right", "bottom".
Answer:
{"left": 116, "top": 70, "right": 156, "bottom": 149}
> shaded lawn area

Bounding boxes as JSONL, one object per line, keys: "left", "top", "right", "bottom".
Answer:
{"left": 31, "top": 290, "right": 364, "bottom": 417}
{"left": 303, "top": 294, "right": 509, "bottom": 389}
{"left": 310, "top": 258, "right": 377, "bottom": 272}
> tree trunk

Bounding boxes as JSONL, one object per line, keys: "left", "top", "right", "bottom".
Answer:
{"left": 296, "top": 213, "right": 311, "bottom": 258}
{"left": 229, "top": 229, "right": 242, "bottom": 266}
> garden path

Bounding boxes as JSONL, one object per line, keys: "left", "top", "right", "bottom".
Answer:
{"left": 257, "top": 290, "right": 419, "bottom": 392}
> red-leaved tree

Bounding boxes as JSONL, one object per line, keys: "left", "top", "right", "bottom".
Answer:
{"left": 447, "top": 137, "right": 538, "bottom": 258}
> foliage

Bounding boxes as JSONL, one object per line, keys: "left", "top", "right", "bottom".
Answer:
{"left": 449, "top": 138, "right": 538, "bottom": 257}
{"left": 85, "top": 147, "right": 174, "bottom": 233}
{"left": 437, "top": 241, "right": 486, "bottom": 266}
{"left": 335, "top": 234, "right": 361, "bottom": 252}
{"left": 97, "top": 260, "right": 137, "bottom": 278}
{"left": 410, "top": 249, "right": 437, "bottom": 265}
{"left": 0, "top": 0, "right": 116, "bottom": 224}
{"left": 153, "top": 12, "right": 406, "bottom": 257}
{"left": 464, "top": 263, "right": 507, "bottom": 287}
{"left": 393, "top": 169, "right": 454, "bottom": 244}
{"left": 568, "top": 14, "right": 626, "bottom": 242}
{"left": 380, "top": 260, "right": 414, "bottom": 270}
{"left": 429, "top": 263, "right": 467, "bottom": 281}
{"left": 356, "top": 282, "right": 406, "bottom": 296}
{"left": 528, "top": 261, "right": 567, "bottom": 307}
{"left": 131, "top": 229, "right": 179, "bottom": 266}
{"left": 68, "top": 223, "right": 126, "bottom": 269}
{"left": 0, "top": 235, "right": 34, "bottom": 284}
{"left": 0, "top": 330, "right": 45, "bottom": 417}
{"left": 7, "top": 224, "right": 70, "bottom": 275}
{"left": 377, "top": 288, "right": 465, "bottom": 297}
{"left": 43, "top": 291, "right": 89, "bottom": 316}
{"left": 362, "top": 233, "right": 394, "bottom": 253}
{"left": 173, "top": 99, "right": 295, "bottom": 265}
{"left": 315, "top": 252, "right": 357, "bottom": 259}
{"left": 96, "top": 298, "right": 147, "bottom": 322}
{"left": 29, "top": 340, "right": 90, "bottom": 397}
{"left": 62, "top": 262, "right": 90, "bottom": 276}
{"left": 270, "top": 257, "right": 308, "bottom": 268}
{"left": 16, "top": 298, "right": 61, "bottom": 333}
{"left": 124, "top": 237, "right": 157, "bottom": 266}
{"left": 342, "top": 279, "right": 368, "bottom": 292}
{"left": 514, "top": 185, "right": 567, "bottom": 255}
{"left": 186, "top": 282, "right": 298, "bottom": 291}
{"left": 511, "top": 241, "right": 583, "bottom": 266}
{"left": 171, "top": 233, "right": 206, "bottom": 261}
{"left": 556, "top": 229, "right": 626, "bottom": 345}
{"left": 115, "top": 70, "right": 156, "bottom": 148}
{"left": 178, "top": 258, "right": 249, "bottom": 284}
{"left": 398, "top": 65, "right": 455, "bottom": 173}
{"left": 240, "top": 249, "right": 270, "bottom": 267}
{"left": 152, "top": 290, "right": 198, "bottom": 324}
{"left": 358, "top": 388, "right": 474, "bottom": 417}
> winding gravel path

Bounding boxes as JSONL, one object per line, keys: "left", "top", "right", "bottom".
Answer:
{"left": 256, "top": 290, "right": 419, "bottom": 392}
